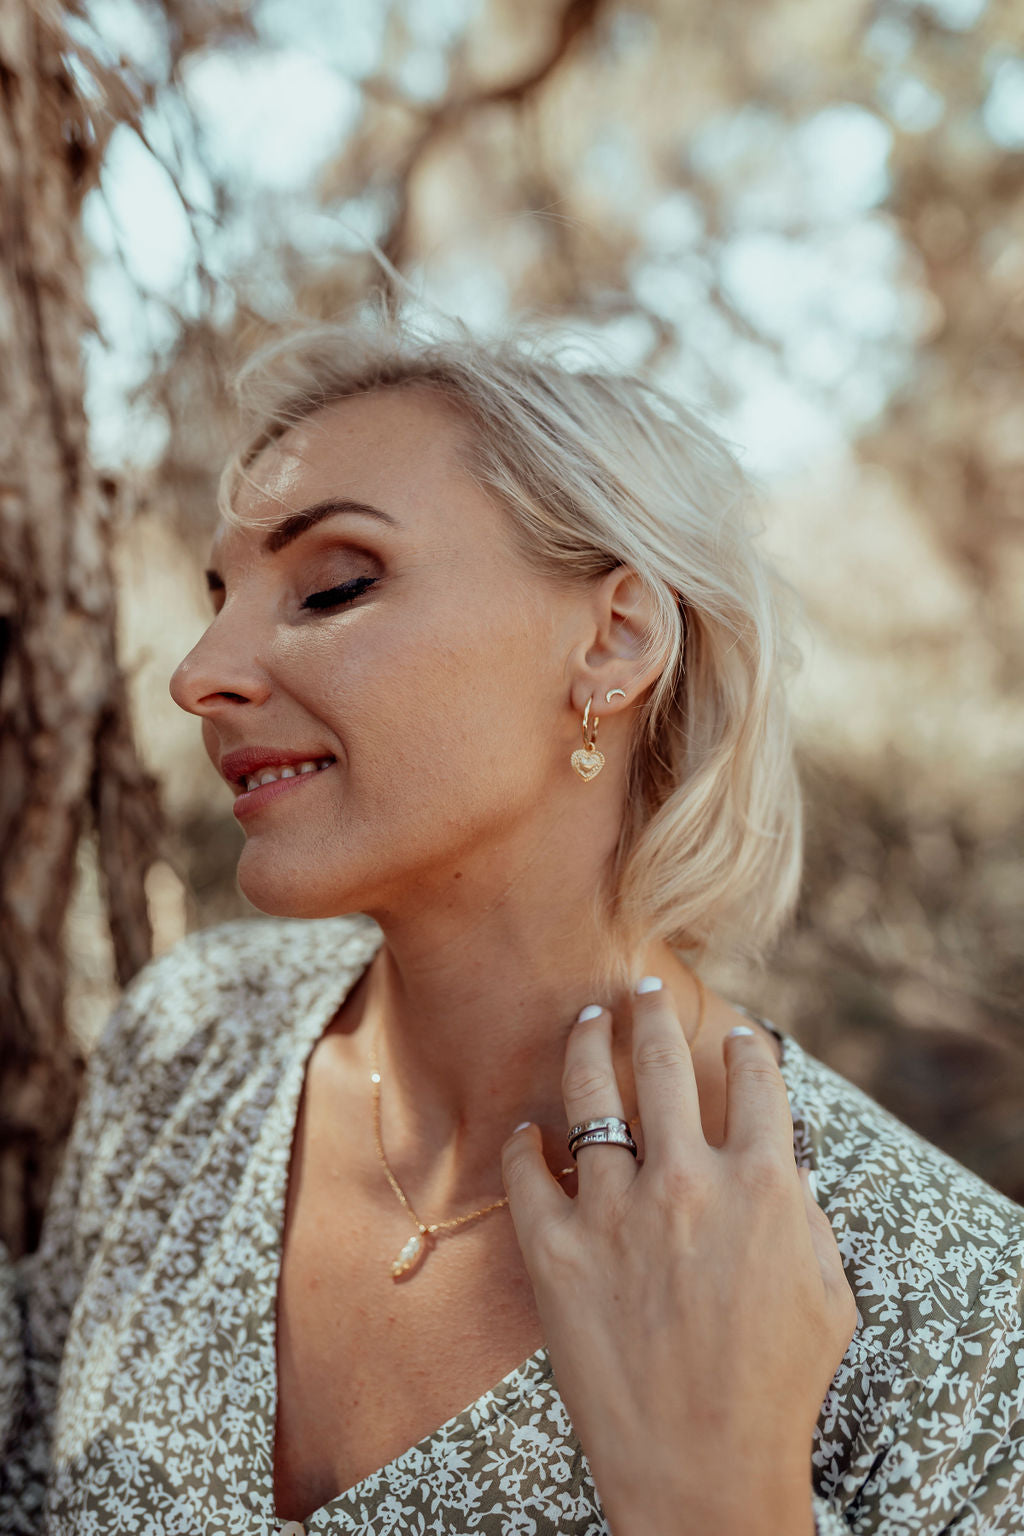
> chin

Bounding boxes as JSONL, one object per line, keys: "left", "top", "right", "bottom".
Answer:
{"left": 235, "top": 845, "right": 369, "bottom": 921}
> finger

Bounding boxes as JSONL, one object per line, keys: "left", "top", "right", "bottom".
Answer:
{"left": 631, "top": 976, "right": 705, "bottom": 1165}
{"left": 561, "top": 1005, "right": 636, "bottom": 1194}
{"left": 501, "top": 1121, "right": 571, "bottom": 1269}
{"left": 722, "top": 1024, "right": 796, "bottom": 1160}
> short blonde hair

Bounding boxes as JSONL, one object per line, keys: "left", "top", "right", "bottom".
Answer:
{"left": 220, "top": 304, "right": 803, "bottom": 972}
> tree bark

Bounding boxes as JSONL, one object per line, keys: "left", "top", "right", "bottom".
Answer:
{"left": 0, "top": 1, "right": 162, "bottom": 1259}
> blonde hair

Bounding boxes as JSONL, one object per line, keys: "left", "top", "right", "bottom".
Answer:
{"left": 220, "top": 303, "right": 803, "bottom": 973}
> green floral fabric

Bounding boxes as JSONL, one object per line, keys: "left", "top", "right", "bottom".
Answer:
{"left": 2, "top": 914, "right": 1022, "bottom": 1535}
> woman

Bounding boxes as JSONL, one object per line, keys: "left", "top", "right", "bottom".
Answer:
{"left": 2, "top": 311, "right": 1022, "bottom": 1536}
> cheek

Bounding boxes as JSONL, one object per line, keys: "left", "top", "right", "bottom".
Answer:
{"left": 257, "top": 582, "right": 562, "bottom": 859}
{"left": 233, "top": 710, "right": 557, "bottom": 921}
{"left": 278, "top": 586, "right": 545, "bottom": 755}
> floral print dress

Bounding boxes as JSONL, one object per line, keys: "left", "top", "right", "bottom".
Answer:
{"left": 1, "top": 913, "right": 1023, "bottom": 1535}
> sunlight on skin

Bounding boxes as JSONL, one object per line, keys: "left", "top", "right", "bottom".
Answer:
{"left": 169, "top": 386, "right": 771, "bottom": 1201}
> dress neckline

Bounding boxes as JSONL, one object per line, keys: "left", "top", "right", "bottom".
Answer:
{"left": 254, "top": 920, "right": 807, "bottom": 1530}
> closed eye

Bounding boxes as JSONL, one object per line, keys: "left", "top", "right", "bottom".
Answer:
{"left": 301, "top": 576, "right": 378, "bottom": 611}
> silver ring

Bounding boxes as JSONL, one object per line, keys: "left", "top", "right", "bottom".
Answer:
{"left": 570, "top": 1126, "right": 638, "bottom": 1159}
{"left": 567, "top": 1114, "right": 632, "bottom": 1142}
{"left": 567, "top": 1115, "right": 638, "bottom": 1160}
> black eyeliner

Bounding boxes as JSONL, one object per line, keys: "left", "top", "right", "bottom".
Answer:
{"left": 301, "top": 575, "right": 378, "bottom": 610}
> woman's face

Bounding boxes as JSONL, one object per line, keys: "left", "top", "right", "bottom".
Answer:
{"left": 170, "top": 386, "right": 591, "bottom": 918}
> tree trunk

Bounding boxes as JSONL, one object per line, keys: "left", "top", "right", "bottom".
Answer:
{"left": 0, "top": 1, "right": 162, "bottom": 1260}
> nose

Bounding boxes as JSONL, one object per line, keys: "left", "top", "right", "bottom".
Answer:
{"left": 169, "top": 614, "right": 273, "bottom": 718}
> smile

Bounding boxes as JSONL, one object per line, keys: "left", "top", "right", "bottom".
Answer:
{"left": 240, "top": 757, "right": 334, "bottom": 791}
{"left": 232, "top": 758, "right": 336, "bottom": 821}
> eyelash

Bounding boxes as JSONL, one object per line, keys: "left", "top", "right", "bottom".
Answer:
{"left": 301, "top": 575, "right": 378, "bottom": 611}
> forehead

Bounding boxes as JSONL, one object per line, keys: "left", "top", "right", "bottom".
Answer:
{"left": 215, "top": 385, "right": 487, "bottom": 553}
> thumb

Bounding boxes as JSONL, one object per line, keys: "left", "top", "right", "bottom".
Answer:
{"left": 501, "top": 1121, "right": 567, "bottom": 1262}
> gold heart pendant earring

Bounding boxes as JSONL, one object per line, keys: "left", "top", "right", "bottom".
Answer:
{"left": 571, "top": 696, "right": 605, "bottom": 781}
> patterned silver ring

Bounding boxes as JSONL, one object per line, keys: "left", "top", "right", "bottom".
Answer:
{"left": 567, "top": 1115, "right": 638, "bottom": 1160}
{"left": 567, "top": 1114, "right": 632, "bottom": 1142}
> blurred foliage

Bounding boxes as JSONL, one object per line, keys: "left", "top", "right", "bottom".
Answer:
{"left": 65, "top": 0, "right": 1024, "bottom": 1197}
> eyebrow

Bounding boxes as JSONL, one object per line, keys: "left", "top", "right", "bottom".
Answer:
{"left": 204, "top": 497, "right": 399, "bottom": 590}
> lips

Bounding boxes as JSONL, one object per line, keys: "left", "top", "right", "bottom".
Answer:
{"left": 219, "top": 745, "right": 337, "bottom": 790}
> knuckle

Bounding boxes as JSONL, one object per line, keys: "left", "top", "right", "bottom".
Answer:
{"left": 654, "top": 1156, "right": 705, "bottom": 1209}
{"left": 503, "top": 1148, "right": 534, "bottom": 1191}
{"left": 561, "top": 1061, "right": 616, "bottom": 1103}
{"left": 634, "top": 1038, "right": 687, "bottom": 1076}
{"left": 602, "top": 1187, "right": 633, "bottom": 1232}
{"left": 737, "top": 1150, "right": 792, "bottom": 1200}
{"left": 735, "top": 1055, "right": 785, "bottom": 1093}
{"left": 500, "top": 1141, "right": 533, "bottom": 1190}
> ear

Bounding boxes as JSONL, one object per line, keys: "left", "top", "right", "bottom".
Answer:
{"left": 568, "top": 567, "right": 668, "bottom": 716}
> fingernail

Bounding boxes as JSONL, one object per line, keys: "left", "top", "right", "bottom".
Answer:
{"left": 513, "top": 1120, "right": 532, "bottom": 1133}
{"left": 727, "top": 1024, "right": 755, "bottom": 1039}
{"left": 576, "top": 1004, "right": 604, "bottom": 1022}
{"left": 635, "top": 976, "right": 663, "bottom": 994}
{"left": 807, "top": 1170, "right": 819, "bottom": 1200}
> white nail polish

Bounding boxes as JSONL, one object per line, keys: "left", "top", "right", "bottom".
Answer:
{"left": 635, "top": 976, "right": 663, "bottom": 994}
{"left": 727, "top": 1024, "right": 755, "bottom": 1038}
{"left": 576, "top": 1004, "right": 604, "bottom": 1022}
{"left": 513, "top": 1120, "right": 532, "bottom": 1133}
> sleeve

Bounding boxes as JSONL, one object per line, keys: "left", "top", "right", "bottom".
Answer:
{"left": 932, "top": 1243, "right": 1024, "bottom": 1535}
{"left": 813, "top": 1492, "right": 852, "bottom": 1533}
{"left": 940, "top": 1423, "right": 1024, "bottom": 1534}
{"left": 0, "top": 981, "right": 154, "bottom": 1534}
{"left": 837, "top": 1232, "right": 1024, "bottom": 1535}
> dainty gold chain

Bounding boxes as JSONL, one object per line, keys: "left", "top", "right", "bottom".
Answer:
{"left": 370, "top": 1034, "right": 582, "bottom": 1241}
{"left": 369, "top": 967, "right": 705, "bottom": 1236}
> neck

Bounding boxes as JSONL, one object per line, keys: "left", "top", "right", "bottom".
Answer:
{"left": 351, "top": 817, "right": 703, "bottom": 1214}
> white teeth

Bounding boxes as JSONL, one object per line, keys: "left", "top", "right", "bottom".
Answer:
{"left": 240, "top": 757, "right": 334, "bottom": 792}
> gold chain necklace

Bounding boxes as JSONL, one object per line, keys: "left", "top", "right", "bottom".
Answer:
{"left": 370, "top": 1036, "right": 577, "bottom": 1280}
{"left": 370, "top": 969, "right": 705, "bottom": 1280}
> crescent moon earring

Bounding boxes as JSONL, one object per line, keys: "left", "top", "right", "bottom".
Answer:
{"left": 605, "top": 689, "right": 626, "bottom": 703}
{"left": 571, "top": 696, "right": 605, "bottom": 781}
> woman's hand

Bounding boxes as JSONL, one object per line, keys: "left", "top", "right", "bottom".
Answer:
{"left": 501, "top": 979, "right": 858, "bottom": 1536}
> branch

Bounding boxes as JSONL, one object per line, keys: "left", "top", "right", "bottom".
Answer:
{"left": 377, "top": 0, "right": 607, "bottom": 273}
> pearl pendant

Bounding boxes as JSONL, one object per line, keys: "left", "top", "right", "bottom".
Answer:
{"left": 391, "top": 1230, "right": 430, "bottom": 1279}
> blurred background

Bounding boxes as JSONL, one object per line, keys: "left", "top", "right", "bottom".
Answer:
{"left": 3, "top": 0, "right": 1023, "bottom": 1251}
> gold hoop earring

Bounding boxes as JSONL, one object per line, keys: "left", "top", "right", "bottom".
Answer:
{"left": 571, "top": 696, "right": 605, "bottom": 781}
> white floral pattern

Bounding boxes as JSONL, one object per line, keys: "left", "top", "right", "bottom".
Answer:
{"left": 2, "top": 913, "right": 1023, "bottom": 1535}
